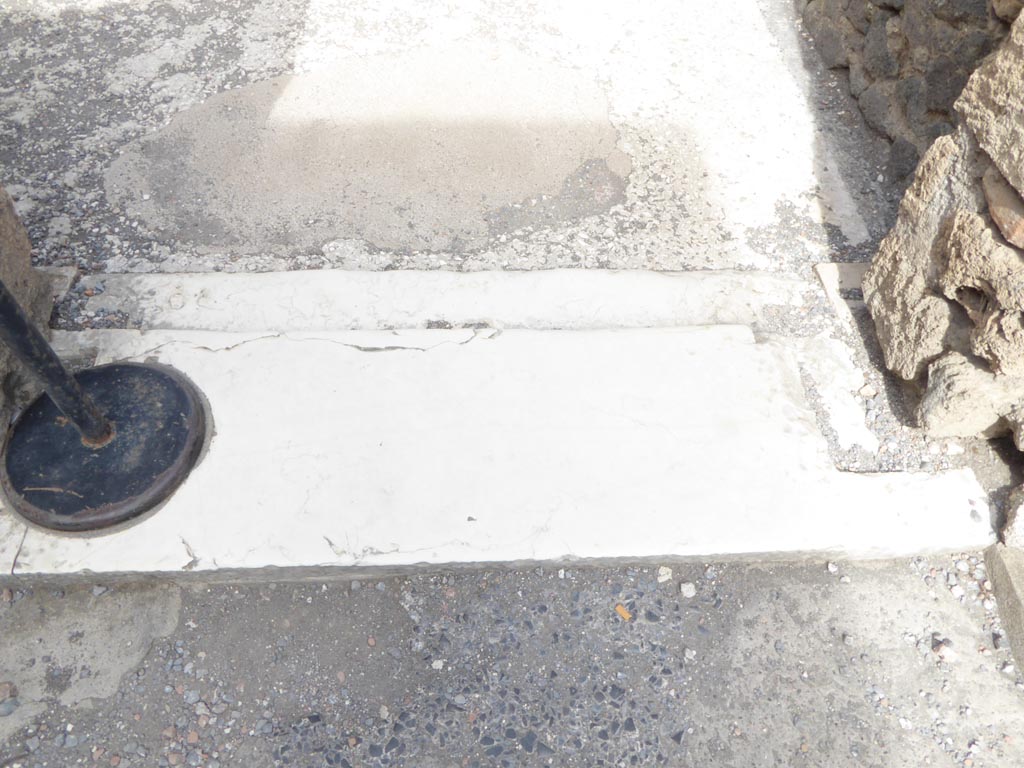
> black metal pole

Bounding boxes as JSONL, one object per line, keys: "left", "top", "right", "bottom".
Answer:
{"left": 0, "top": 278, "right": 112, "bottom": 446}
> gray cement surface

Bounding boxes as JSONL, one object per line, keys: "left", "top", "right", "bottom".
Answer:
{"left": 104, "top": 46, "right": 630, "bottom": 255}
{"left": 0, "top": 556, "right": 1021, "bottom": 768}
{"left": 1, "top": 0, "right": 898, "bottom": 275}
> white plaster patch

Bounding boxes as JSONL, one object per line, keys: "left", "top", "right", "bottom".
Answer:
{"left": 535, "top": 0, "right": 871, "bottom": 248}
{"left": 814, "top": 262, "right": 870, "bottom": 329}
{"left": 813, "top": 151, "right": 871, "bottom": 246}
{"left": 80, "top": 269, "right": 809, "bottom": 332}
{"left": 1, "top": 326, "right": 990, "bottom": 577}
{"left": 787, "top": 333, "right": 879, "bottom": 454}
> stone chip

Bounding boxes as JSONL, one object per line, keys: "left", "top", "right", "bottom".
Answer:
{"left": 982, "top": 165, "right": 1024, "bottom": 249}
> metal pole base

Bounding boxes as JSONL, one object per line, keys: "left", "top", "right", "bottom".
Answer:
{"left": 0, "top": 362, "right": 206, "bottom": 533}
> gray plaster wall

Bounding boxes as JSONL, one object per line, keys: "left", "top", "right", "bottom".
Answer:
{"left": 799, "top": 0, "right": 1017, "bottom": 177}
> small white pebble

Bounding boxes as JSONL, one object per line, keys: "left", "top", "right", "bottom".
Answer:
{"left": 680, "top": 582, "right": 697, "bottom": 598}
{"left": 826, "top": 562, "right": 839, "bottom": 574}
{"left": 657, "top": 566, "right": 673, "bottom": 583}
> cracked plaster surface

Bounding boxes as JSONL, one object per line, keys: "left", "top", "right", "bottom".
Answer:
{"left": 0, "top": 0, "right": 880, "bottom": 274}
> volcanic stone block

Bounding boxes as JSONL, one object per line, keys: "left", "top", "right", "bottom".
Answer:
{"left": 958, "top": 17, "right": 1024, "bottom": 197}
{"left": 983, "top": 165, "right": 1024, "bottom": 248}
{"left": 941, "top": 210, "right": 1024, "bottom": 375}
{"left": 862, "top": 125, "right": 982, "bottom": 381}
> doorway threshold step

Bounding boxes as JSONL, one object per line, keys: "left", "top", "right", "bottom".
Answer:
{"left": 0, "top": 325, "right": 992, "bottom": 576}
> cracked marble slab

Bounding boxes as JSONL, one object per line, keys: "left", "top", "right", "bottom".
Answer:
{"left": 78, "top": 269, "right": 809, "bottom": 333}
{"left": 0, "top": 326, "right": 991, "bottom": 576}
{"left": 782, "top": 333, "right": 880, "bottom": 454}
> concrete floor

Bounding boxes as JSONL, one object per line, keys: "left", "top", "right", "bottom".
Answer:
{"left": 2, "top": 0, "right": 895, "bottom": 275}
{"left": 1, "top": 557, "right": 1022, "bottom": 768}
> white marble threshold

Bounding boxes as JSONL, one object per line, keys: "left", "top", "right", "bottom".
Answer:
{"left": 0, "top": 326, "right": 991, "bottom": 576}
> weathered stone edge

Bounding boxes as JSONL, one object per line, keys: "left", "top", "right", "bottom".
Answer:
{"left": 986, "top": 543, "right": 1024, "bottom": 669}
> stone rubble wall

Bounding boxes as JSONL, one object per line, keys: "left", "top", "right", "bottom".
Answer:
{"left": 0, "top": 184, "right": 58, "bottom": 414}
{"left": 799, "top": 0, "right": 1019, "bottom": 177}
{"left": 863, "top": 13, "right": 1024, "bottom": 447}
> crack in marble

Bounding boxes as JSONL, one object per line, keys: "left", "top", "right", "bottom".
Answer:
{"left": 9, "top": 528, "right": 26, "bottom": 576}
{"left": 179, "top": 537, "right": 199, "bottom": 571}
{"left": 127, "top": 329, "right": 492, "bottom": 363}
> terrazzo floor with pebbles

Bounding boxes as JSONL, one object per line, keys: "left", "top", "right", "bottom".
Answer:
{"left": 2, "top": 557, "right": 1023, "bottom": 768}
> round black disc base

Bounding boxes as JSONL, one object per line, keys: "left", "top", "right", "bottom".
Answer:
{"left": 1, "top": 362, "right": 206, "bottom": 533}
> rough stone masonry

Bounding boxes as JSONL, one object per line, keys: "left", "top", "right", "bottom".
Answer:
{"left": 863, "top": 11, "right": 1024, "bottom": 448}
{"left": 799, "top": 0, "right": 1018, "bottom": 177}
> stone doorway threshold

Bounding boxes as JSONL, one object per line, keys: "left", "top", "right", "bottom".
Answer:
{"left": 0, "top": 270, "right": 993, "bottom": 577}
